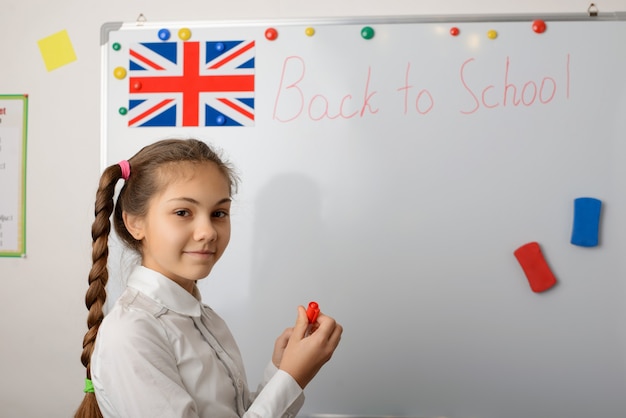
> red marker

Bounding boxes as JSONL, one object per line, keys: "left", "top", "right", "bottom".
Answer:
{"left": 305, "top": 301, "right": 320, "bottom": 337}
{"left": 306, "top": 301, "right": 320, "bottom": 324}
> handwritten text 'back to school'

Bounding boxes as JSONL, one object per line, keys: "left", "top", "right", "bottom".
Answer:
{"left": 272, "top": 54, "right": 571, "bottom": 122}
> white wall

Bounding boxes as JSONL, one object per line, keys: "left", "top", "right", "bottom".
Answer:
{"left": 2, "top": 1, "right": 626, "bottom": 417}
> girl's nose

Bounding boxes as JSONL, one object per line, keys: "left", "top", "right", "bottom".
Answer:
{"left": 195, "top": 217, "right": 217, "bottom": 241}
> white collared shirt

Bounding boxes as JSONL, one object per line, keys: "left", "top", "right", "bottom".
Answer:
{"left": 92, "top": 266, "right": 304, "bottom": 418}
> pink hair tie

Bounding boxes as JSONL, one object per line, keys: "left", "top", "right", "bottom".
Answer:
{"left": 118, "top": 160, "right": 131, "bottom": 180}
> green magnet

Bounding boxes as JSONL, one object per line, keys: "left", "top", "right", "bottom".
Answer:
{"left": 361, "top": 26, "right": 375, "bottom": 40}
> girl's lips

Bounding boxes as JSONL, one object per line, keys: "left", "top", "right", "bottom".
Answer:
{"left": 184, "top": 250, "right": 215, "bottom": 258}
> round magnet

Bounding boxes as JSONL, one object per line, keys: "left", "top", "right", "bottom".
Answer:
{"left": 450, "top": 27, "right": 460, "bottom": 36}
{"left": 118, "top": 107, "right": 128, "bottom": 116}
{"left": 532, "top": 19, "right": 547, "bottom": 34}
{"left": 215, "top": 115, "right": 226, "bottom": 125}
{"left": 265, "top": 27, "right": 278, "bottom": 41}
{"left": 361, "top": 26, "right": 375, "bottom": 40}
{"left": 305, "top": 27, "right": 315, "bottom": 37}
{"left": 487, "top": 29, "right": 498, "bottom": 39}
{"left": 178, "top": 28, "right": 192, "bottom": 41}
{"left": 113, "top": 67, "right": 127, "bottom": 79}
{"left": 158, "top": 28, "right": 171, "bottom": 41}
{"left": 132, "top": 81, "right": 142, "bottom": 91}
{"left": 112, "top": 42, "right": 121, "bottom": 51}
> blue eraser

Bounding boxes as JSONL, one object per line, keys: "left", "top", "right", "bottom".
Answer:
{"left": 571, "top": 197, "right": 602, "bottom": 247}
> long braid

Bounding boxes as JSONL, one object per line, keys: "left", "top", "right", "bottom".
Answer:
{"left": 74, "top": 165, "right": 122, "bottom": 418}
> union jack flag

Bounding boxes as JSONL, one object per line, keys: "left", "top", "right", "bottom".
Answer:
{"left": 126, "top": 40, "right": 255, "bottom": 127}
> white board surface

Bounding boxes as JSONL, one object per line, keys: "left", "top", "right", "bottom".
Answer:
{"left": 102, "top": 14, "right": 626, "bottom": 418}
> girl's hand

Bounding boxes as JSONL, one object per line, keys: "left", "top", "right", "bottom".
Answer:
{"left": 277, "top": 306, "right": 343, "bottom": 389}
{"left": 272, "top": 326, "right": 293, "bottom": 368}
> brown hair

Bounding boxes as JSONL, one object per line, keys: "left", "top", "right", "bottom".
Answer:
{"left": 74, "top": 139, "right": 237, "bottom": 418}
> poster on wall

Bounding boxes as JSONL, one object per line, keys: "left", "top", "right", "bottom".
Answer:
{"left": 0, "top": 94, "right": 28, "bottom": 257}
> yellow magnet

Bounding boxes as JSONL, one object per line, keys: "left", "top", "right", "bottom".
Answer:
{"left": 113, "top": 67, "right": 127, "bottom": 79}
{"left": 178, "top": 28, "right": 192, "bottom": 41}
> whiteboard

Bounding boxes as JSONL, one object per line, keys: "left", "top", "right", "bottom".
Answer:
{"left": 102, "top": 13, "right": 626, "bottom": 418}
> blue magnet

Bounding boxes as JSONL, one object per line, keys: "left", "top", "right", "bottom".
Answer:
{"left": 571, "top": 197, "right": 602, "bottom": 247}
{"left": 215, "top": 115, "right": 226, "bottom": 125}
{"left": 214, "top": 42, "right": 225, "bottom": 52}
{"left": 158, "top": 29, "right": 171, "bottom": 41}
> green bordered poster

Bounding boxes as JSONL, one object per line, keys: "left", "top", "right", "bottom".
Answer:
{"left": 0, "top": 94, "right": 28, "bottom": 257}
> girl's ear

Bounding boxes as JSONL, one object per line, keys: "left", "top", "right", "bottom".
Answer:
{"left": 123, "top": 211, "right": 145, "bottom": 240}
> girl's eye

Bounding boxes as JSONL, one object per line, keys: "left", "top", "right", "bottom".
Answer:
{"left": 175, "top": 210, "right": 190, "bottom": 217}
{"left": 213, "top": 210, "right": 229, "bottom": 218}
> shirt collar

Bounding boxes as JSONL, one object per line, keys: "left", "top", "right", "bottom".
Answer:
{"left": 127, "top": 266, "right": 202, "bottom": 317}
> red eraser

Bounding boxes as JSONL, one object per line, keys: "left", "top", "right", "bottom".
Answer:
{"left": 513, "top": 242, "right": 558, "bottom": 293}
{"left": 306, "top": 301, "right": 320, "bottom": 323}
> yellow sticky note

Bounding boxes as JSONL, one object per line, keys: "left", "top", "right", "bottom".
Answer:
{"left": 37, "top": 29, "right": 77, "bottom": 71}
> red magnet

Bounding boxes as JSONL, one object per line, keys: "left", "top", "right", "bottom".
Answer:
{"left": 514, "top": 242, "right": 557, "bottom": 293}
{"left": 450, "top": 27, "right": 460, "bottom": 36}
{"left": 265, "top": 27, "right": 278, "bottom": 41}
{"left": 532, "top": 19, "right": 547, "bottom": 34}
{"left": 306, "top": 301, "right": 320, "bottom": 324}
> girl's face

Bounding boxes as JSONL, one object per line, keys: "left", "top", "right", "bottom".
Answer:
{"left": 124, "top": 162, "right": 232, "bottom": 293}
